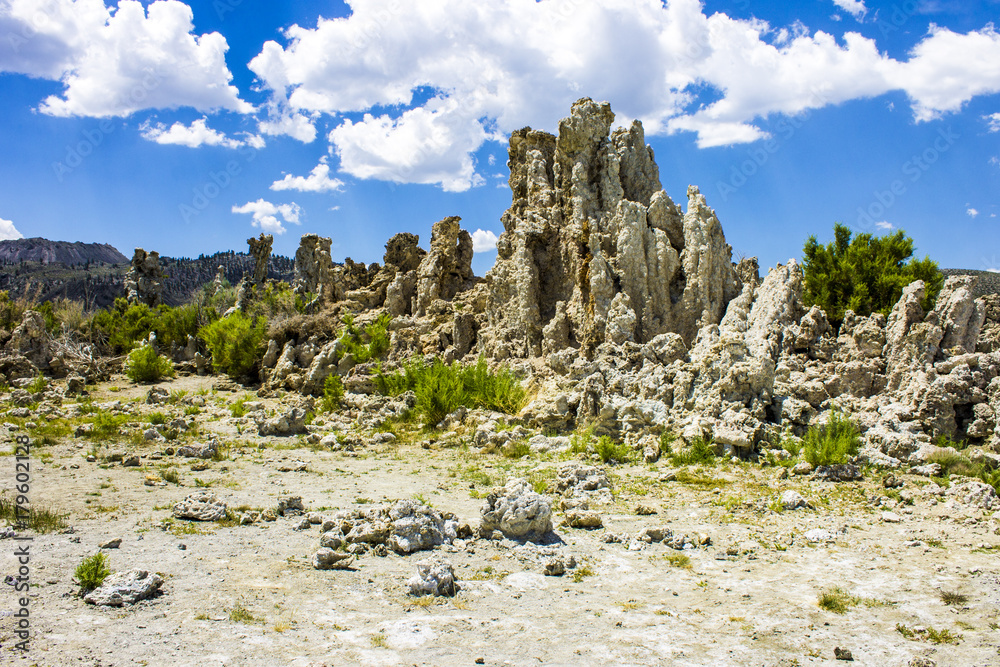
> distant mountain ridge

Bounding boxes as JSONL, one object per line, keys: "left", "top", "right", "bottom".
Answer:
{"left": 0, "top": 238, "right": 128, "bottom": 265}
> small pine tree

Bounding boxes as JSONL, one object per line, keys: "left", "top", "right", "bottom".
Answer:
{"left": 802, "top": 223, "right": 942, "bottom": 324}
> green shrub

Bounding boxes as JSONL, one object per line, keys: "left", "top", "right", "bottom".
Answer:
{"left": 200, "top": 312, "right": 266, "bottom": 378}
{"left": 229, "top": 395, "right": 249, "bottom": 418}
{"left": 376, "top": 356, "right": 526, "bottom": 428}
{"left": 125, "top": 344, "right": 175, "bottom": 383}
{"left": 26, "top": 373, "right": 47, "bottom": 394}
{"left": 85, "top": 411, "right": 128, "bottom": 441}
{"left": 502, "top": 440, "right": 531, "bottom": 459}
{"left": 570, "top": 425, "right": 596, "bottom": 456}
{"left": 339, "top": 312, "right": 392, "bottom": 363}
{"left": 594, "top": 435, "right": 634, "bottom": 464}
{"left": 802, "top": 223, "right": 942, "bottom": 323}
{"left": 321, "top": 374, "right": 345, "bottom": 412}
{"left": 802, "top": 411, "right": 860, "bottom": 467}
{"left": 74, "top": 552, "right": 111, "bottom": 594}
{"left": 670, "top": 436, "right": 717, "bottom": 466}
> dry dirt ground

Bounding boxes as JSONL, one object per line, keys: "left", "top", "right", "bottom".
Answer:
{"left": 1, "top": 374, "right": 999, "bottom": 667}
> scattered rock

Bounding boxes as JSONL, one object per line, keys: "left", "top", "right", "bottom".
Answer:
{"left": 84, "top": 570, "right": 163, "bottom": 606}
{"left": 479, "top": 478, "right": 553, "bottom": 540}
{"left": 99, "top": 538, "right": 121, "bottom": 549}
{"left": 408, "top": 559, "right": 459, "bottom": 597}
{"left": 780, "top": 490, "right": 809, "bottom": 511}
{"left": 311, "top": 548, "right": 355, "bottom": 570}
{"left": 834, "top": 647, "right": 854, "bottom": 661}
{"left": 543, "top": 558, "right": 566, "bottom": 577}
{"left": 562, "top": 510, "right": 603, "bottom": 529}
{"left": 172, "top": 492, "right": 227, "bottom": 522}
{"left": 176, "top": 442, "right": 217, "bottom": 459}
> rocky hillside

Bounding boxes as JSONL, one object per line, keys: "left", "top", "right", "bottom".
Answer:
{"left": 0, "top": 249, "right": 294, "bottom": 309}
{"left": 0, "top": 237, "right": 128, "bottom": 265}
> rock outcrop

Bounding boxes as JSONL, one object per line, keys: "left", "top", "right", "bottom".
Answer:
{"left": 481, "top": 97, "right": 739, "bottom": 359}
{"left": 247, "top": 233, "right": 273, "bottom": 287}
{"left": 413, "top": 216, "right": 475, "bottom": 317}
{"left": 124, "top": 248, "right": 165, "bottom": 306}
{"left": 293, "top": 234, "right": 334, "bottom": 309}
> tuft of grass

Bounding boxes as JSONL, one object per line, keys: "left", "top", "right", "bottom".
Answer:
{"left": 370, "top": 631, "right": 388, "bottom": 648}
{"left": 84, "top": 411, "right": 129, "bottom": 441}
{"left": 74, "top": 552, "right": 111, "bottom": 594}
{"left": 376, "top": 355, "right": 526, "bottom": 428}
{"left": 802, "top": 410, "right": 860, "bottom": 467}
{"left": 670, "top": 436, "right": 717, "bottom": 466}
{"left": 228, "top": 601, "right": 262, "bottom": 624}
{"left": 926, "top": 627, "right": 961, "bottom": 644}
{"left": 147, "top": 412, "right": 168, "bottom": 425}
{"left": 940, "top": 590, "right": 969, "bottom": 606}
{"left": 502, "top": 440, "right": 531, "bottom": 459}
{"left": 572, "top": 564, "right": 595, "bottom": 583}
{"left": 818, "top": 586, "right": 887, "bottom": 613}
{"left": 594, "top": 435, "right": 634, "bottom": 464}
{"left": 0, "top": 495, "right": 68, "bottom": 533}
{"left": 26, "top": 373, "right": 47, "bottom": 394}
{"left": 229, "top": 395, "right": 249, "bottom": 418}
{"left": 160, "top": 468, "right": 180, "bottom": 485}
{"left": 663, "top": 553, "right": 692, "bottom": 569}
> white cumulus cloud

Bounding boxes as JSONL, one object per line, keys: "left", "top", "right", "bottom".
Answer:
{"left": 967, "top": 207, "right": 980, "bottom": 218}
{"left": 470, "top": 229, "right": 499, "bottom": 253}
{"left": 232, "top": 199, "right": 301, "bottom": 235}
{"left": 141, "top": 118, "right": 261, "bottom": 149}
{"left": 247, "top": 0, "right": 1000, "bottom": 187}
{"left": 0, "top": 216, "right": 24, "bottom": 240}
{"left": 874, "top": 221, "right": 894, "bottom": 231}
{"left": 831, "top": 0, "right": 867, "bottom": 19}
{"left": 0, "top": 0, "right": 251, "bottom": 117}
{"left": 270, "top": 158, "right": 344, "bottom": 193}
{"left": 987, "top": 113, "right": 1000, "bottom": 132}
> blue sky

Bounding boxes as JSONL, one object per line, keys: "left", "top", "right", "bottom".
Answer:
{"left": 0, "top": 0, "right": 998, "bottom": 277}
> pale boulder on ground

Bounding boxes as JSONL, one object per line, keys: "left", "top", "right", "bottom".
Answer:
{"left": 479, "top": 478, "right": 553, "bottom": 540}
{"left": 408, "top": 559, "right": 459, "bottom": 597}
{"left": 172, "top": 492, "right": 227, "bottom": 521}
{"left": 84, "top": 570, "right": 163, "bottom": 606}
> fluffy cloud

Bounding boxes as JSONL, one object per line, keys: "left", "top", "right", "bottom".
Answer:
{"left": 249, "top": 0, "right": 1000, "bottom": 186}
{"left": 141, "top": 118, "right": 262, "bottom": 149}
{"left": 232, "top": 199, "right": 301, "bottom": 235}
{"left": 0, "top": 217, "right": 23, "bottom": 240}
{"left": 968, "top": 207, "right": 979, "bottom": 218}
{"left": 271, "top": 158, "right": 344, "bottom": 193}
{"left": 0, "top": 0, "right": 250, "bottom": 117}
{"left": 874, "top": 221, "right": 894, "bottom": 231}
{"left": 329, "top": 97, "right": 487, "bottom": 191}
{"left": 470, "top": 229, "right": 499, "bottom": 253}
{"left": 831, "top": 0, "right": 867, "bottom": 19}
{"left": 259, "top": 110, "right": 318, "bottom": 143}
{"left": 987, "top": 113, "right": 1000, "bottom": 133}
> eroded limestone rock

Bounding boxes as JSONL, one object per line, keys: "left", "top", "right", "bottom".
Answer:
{"left": 124, "top": 248, "right": 164, "bottom": 306}
{"left": 481, "top": 98, "right": 738, "bottom": 358}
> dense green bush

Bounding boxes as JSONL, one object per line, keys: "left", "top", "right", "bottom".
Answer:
{"left": 802, "top": 410, "right": 860, "bottom": 466}
{"left": 376, "top": 356, "right": 527, "bottom": 428}
{"left": 670, "top": 436, "right": 717, "bottom": 466}
{"left": 89, "top": 298, "right": 214, "bottom": 354}
{"left": 199, "top": 312, "right": 266, "bottom": 378}
{"left": 124, "top": 344, "right": 175, "bottom": 383}
{"left": 74, "top": 552, "right": 111, "bottom": 594}
{"left": 802, "top": 223, "right": 942, "bottom": 323}
{"left": 320, "top": 374, "right": 344, "bottom": 412}
{"left": 339, "top": 312, "right": 391, "bottom": 363}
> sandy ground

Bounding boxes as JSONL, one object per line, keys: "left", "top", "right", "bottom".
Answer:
{"left": 1, "top": 374, "right": 999, "bottom": 667}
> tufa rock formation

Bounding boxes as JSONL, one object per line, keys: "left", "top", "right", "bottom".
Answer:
{"left": 293, "top": 234, "right": 335, "bottom": 310}
{"left": 247, "top": 234, "right": 273, "bottom": 287}
{"left": 481, "top": 97, "right": 738, "bottom": 359}
{"left": 124, "top": 248, "right": 165, "bottom": 307}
